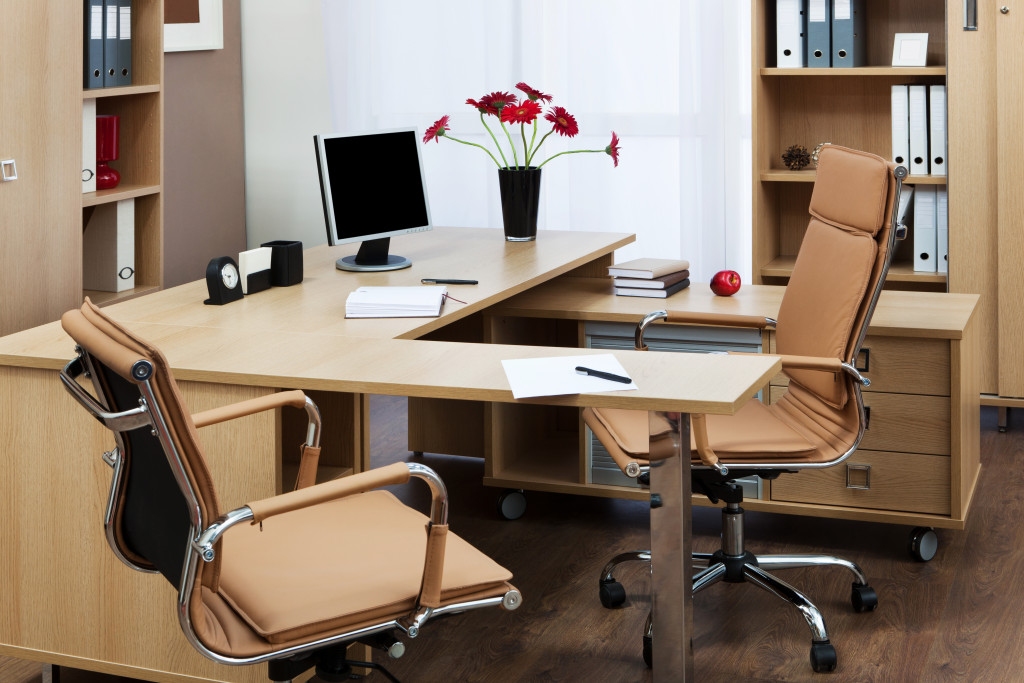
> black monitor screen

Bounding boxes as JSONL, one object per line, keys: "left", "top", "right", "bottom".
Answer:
{"left": 316, "top": 129, "right": 431, "bottom": 244}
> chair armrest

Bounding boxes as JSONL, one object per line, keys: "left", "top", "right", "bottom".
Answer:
{"left": 691, "top": 414, "right": 722, "bottom": 470}
{"left": 664, "top": 311, "right": 776, "bottom": 329}
{"left": 192, "top": 390, "right": 323, "bottom": 490}
{"left": 247, "top": 461, "right": 412, "bottom": 523}
{"left": 191, "top": 390, "right": 309, "bottom": 428}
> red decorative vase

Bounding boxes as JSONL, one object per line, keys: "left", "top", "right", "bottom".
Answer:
{"left": 96, "top": 115, "right": 121, "bottom": 190}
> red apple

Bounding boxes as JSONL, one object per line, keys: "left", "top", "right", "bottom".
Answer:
{"left": 710, "top": 270, "right": 741, "bottom": 296}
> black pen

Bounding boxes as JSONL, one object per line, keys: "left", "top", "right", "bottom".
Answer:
{"left": 421, "top": 278, "right": 478, "bottom": 285}
{"left": 575, "top": 366, "right": 632, "bottom": 384}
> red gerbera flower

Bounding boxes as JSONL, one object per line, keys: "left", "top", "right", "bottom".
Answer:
{"left": 501, "top": 99, "right": 542, "bottom": 125}
{"left": 479, "top": 91, "right": 517, "bottom": 113}
{"left": 605, "top": 131, "right": 621, "bottom": 166}
{"left": 515, "top": 81, "right": 553, "bottom": 103}
{"left": 466, "top": 98, "right": 497, "bottom": 116}
{"left": 544, "top": 106, "right": 579, "bottom": 138}
{"left": 423, "top": 115, "right": 450, "bottom": 144}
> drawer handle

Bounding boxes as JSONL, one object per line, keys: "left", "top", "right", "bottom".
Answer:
{"left": 846, "top": 464, "right": 871, "bottom": 490}
{"left": 863, "top": 405, "right": 870, "bottom": 430}
{"left": 855, "top": 348, "right": 870, "bottom": 373}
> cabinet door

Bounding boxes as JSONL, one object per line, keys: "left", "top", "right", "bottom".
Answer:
{"left": 0, "top": 4, "right": 81, "bottom": 336}
{"left": 997, "top": 1, "right": 1024, "bottom": 397}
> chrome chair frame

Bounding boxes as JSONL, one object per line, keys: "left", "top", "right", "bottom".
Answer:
{"left": 60, "top": 350, "right": 521, "bottom": 671}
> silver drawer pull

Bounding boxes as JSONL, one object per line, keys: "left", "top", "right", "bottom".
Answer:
{"left": 846, "top": 464, "right": 871, "bottom": 490}
{"left": 1, "top": 159, "right": 17, "bottom": 182}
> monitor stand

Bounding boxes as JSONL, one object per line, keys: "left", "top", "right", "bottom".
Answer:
{"left": 335, "top": 237, "right": 412, "bottom": 272}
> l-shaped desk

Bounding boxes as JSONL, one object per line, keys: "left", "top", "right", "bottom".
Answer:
{"left": 0, "top": 227, "right": 979, "bottom": 682}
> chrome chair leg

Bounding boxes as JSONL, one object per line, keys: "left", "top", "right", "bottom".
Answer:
{"left": 692, "top": 552, "right": 714, "bottom": 569}
{"left": 692, "top": 562, "right": 727, "bottom": 595}
{"left": 599, "top": 551, "right": 652, "bottom": 582}
{"left": 742, "top": 563, "right": 829, "bottom": 643}
{"left": 755, "top": 554, "right": 869, "bottom": 586}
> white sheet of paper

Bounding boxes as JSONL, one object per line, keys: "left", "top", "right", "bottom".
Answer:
{"left": 501, "top": 354, "right": 638, "bottom": 399}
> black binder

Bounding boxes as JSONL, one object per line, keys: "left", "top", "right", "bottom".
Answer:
{"left": 115, "top": 0, "right": 132, "bottom": 86}
{"left": 84, "top": 0, "right": 104, "bottom": 89}
{"left": 102, "top": 0, "right": 118, "bottom": 86}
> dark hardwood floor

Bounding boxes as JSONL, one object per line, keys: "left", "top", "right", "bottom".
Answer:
{"left": 8, "top": 399, "right": 1024, "bottom": 682}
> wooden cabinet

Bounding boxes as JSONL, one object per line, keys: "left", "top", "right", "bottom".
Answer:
{"left": 0, "top": 1, "right": 163, "bottom": 337}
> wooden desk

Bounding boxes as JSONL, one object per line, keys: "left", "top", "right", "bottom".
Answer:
{"left": 472, "top": 276, "right": 982, "bottom": 537}
{"left": 0, "top": 228, "right": 780, "bottom": 682}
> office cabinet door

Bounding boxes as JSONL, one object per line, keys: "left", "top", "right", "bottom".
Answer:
{"left": 997, "top": 1, "right": 1024, "bottom": 397}
{"left": 0, "top": 3, "right": 80, "bottom": 336}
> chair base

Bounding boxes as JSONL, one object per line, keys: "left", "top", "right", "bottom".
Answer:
{"left": 598, "top": 501, "right": 877, "bottom": 673}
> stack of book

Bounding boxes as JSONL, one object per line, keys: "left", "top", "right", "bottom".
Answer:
{"left": 608, "top": 258, "right": 691, "bottom": 298}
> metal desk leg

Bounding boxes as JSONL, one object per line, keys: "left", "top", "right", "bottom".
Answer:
{"left": 648, "top": 411, "right": 693, "bottom": 681}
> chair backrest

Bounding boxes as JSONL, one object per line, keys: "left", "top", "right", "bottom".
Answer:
{"left": 774, "top": 145, "right": 900, "bottom": 410}
{"left": 61, "top": 299, "right": 222, "bottom": 588}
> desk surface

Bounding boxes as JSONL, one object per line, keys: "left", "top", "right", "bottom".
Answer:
{"left": 496, "top": 277, "right": 981, "bottom": 340}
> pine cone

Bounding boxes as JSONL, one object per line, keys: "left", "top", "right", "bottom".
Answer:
{"left": 782, "top": 144, "right": 811, "bottom": 171}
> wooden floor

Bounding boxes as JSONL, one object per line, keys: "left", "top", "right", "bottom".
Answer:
{"left": 7, "top": 399, "right": 1024, "bottom": 682}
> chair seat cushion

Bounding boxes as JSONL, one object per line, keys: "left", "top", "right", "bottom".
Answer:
{"left": 217, "top": 490, "right": 512, "bottom": 643}
{"left": 587, "top": 399, "right": 817, "bottom": 463}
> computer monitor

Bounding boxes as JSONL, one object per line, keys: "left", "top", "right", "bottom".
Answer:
{"left": 314, "top": 127, "right": 432, "bottom": 272}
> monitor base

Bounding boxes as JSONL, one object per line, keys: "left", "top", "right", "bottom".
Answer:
{"left": 335, "top": 254, "right": 412, "bottom": 272}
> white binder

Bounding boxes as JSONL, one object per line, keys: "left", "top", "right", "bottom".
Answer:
{"left": 890, "top": 85, "right": 910, "bottom": 169}
{"left": 929, "top": 84, "right": 947, "bottom": 177}
{"left": 82, "top": 100, "right": 96, "bottom": 194}
{"left": 913, "top": 84, "right": 929, "bottom": 175}
{"left": 913, "top": 185, "right": 937, "bottom": 272}
{"left": 909, "top": 85, "right": 929, "bottom": 175}
{"left": 936, "top": 186, "right": 948, "bottom": 273}
{"left": 776, "top": 0, "right": 807, "bottom": 67}
{"left": 83, "top": 198, "right": 135, "bottom": 291}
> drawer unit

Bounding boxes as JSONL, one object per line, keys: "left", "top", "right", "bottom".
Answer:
{"left": 770, "top": 449, "right": 951, "bottom": 516}
{"left": 768, "top": 333, "right": 951, "bottom": 396}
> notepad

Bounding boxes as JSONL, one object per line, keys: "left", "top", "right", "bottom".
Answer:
{"left": 501, "top": 354, "right": 637, "bottom": 399}
{"left": 345, "top": 286, "right": 448, "bottom": 318}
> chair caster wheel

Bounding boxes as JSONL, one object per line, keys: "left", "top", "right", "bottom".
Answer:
{"left": 851, "top": 583, "right": 878, "bottom": 612}
{"left": 497, "top": 489, "right": 526, "bottom": 520}
{"left": 599, "top": 579, "right": 626, "bottom": 608}
{"left": 908, "top": 526, "right": 938, "bottom": 562}
{"left": 810, "top": 641, "right": 837, "bottom": 673}
{"left": 642, "top": 634, "right": 652, "bottom": 668}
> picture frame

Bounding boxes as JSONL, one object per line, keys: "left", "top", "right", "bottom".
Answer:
{"left": 891, "top": 33, "right": 929, "bottom": 67}
{"left": 165, "top": 0, "right": 223, "bottom": 52}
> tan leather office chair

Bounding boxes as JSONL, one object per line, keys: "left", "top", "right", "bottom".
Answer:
{"left": 59, "top": 300, "right": 521, "bottom": 682}
{"left": 584, "top": 145, "right": 906, "bottom": 673}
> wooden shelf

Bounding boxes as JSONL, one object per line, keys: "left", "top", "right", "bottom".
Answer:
{"left": 84, "top": 285, "right": 161, "bottom": 307}
{"left": 761, "top": 66, "right": 946, "bottom": 77}
{"left": 760, "top": 170, "right": 947, "bottom": 185}
{"left": 82, "top": 184, "right": 161, "bottom": 207}
{"left": 761, "top": 257, "right": 947, "bottom": 284}
{"left": 83, "top": 84, "right": 161, "bottom": 99}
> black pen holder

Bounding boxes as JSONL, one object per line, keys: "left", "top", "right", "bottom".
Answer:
{"left": 261, "top": 240, "right": 303, "bottom": 287}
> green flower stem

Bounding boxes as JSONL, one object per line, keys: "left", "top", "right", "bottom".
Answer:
{"left": 528, "top": 120, "right": 538, "bottom": 161}
{"left": 527, "top": 129, "right": 554, "bottom": 167}
{"left": 536, "top": 148, "right": 604, "bottom": 169}
{"left": 498, "top": 115, "right": 520, "bottom": 168}
{"left": 443, "top": 134, "right": 502, "bottom": 168}
{"left": 520, "top": 123, "right": 529, "bottom": 165}
{"left": 479, "top": 113, "right": 509, "bottom": 168}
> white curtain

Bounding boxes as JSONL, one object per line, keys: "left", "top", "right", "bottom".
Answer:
{"left": 320, "top": 0, "right": 751, "bottom": 282}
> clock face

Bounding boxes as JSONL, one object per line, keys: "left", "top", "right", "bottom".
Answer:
{"left": 221, "top": 263, "right": 239, "bottom": 289}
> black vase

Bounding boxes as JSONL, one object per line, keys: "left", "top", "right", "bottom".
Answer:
{"left": 498, "top": 166, "right": 542, "bottom": 241}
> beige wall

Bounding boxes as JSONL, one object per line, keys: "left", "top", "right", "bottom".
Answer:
{"left": 240, "top": 0, "right": 332, "bottom": 250}
{"left": 163, "top": 0, "right": 247, "bottom": 288}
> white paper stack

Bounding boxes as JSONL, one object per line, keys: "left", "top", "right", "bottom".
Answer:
{"left": 345, "top": 286, "right": 448, "bottom": 318}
